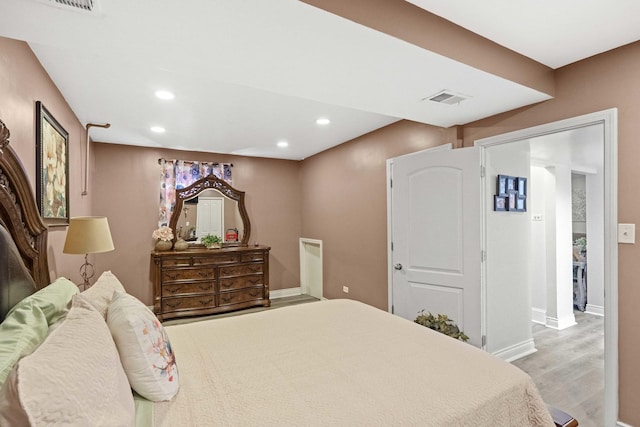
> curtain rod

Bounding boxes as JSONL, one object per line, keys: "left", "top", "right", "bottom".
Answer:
{"left": 158, "top": 158, "right": 233, "bottom": 167}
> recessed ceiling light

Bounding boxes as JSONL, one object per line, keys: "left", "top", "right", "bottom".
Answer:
{"left": 151, "top": 126, "right": 166, "bottom": 133}
{"left": 277, "top": 141, "right": 289, "bottom": 148}
{"left": 316, "top": 117, "right": 330, "bottom": 125}
{"left": 155, "top": 90, "right": 175, "bottom": 100}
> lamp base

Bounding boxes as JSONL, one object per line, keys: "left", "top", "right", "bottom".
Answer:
{"left": 79, "top": 253, "right": 95, "bottom": 290}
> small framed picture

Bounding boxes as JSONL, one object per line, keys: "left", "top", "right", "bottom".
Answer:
{"left": 496, "top": 175, "right": 508, "bottom": 196}
{"left": 506, "top": 176, "right": 516, "bottom": 193}
{"left": 515, "top": 196, "right": 527, "bottom": 212}
{"left": 507, "top": 191, "right": 517, "bottom": 211}
{"left": 494, "top": 195, "right": 506, "bottom": 211}
{"left": 517, "top": 177, "right": 527, "bottom": 197}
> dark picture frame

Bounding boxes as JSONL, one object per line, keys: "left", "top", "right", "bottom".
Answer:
{"left": 496, "top": 174, "right": 508, "bottom": 196}
{"left": 36, "top": 101, "right": 69, "bottom": 226}
{"left": 517, "top": 177, "right": 527, "bottom": 198}
{"left": 507, "top": 190, "right": 517, "bottom": 211}
{"left": 494, "top": 195, "right": 506, "bottom": 211}
{"left": 514, "top": 196, "right": 527, "bottom": 212}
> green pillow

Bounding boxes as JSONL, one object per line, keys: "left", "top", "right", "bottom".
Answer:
{"left": 0, "top": 277, "right": 79, "bottom": 386}
{"left": 6, "top": 277, "right": 79, "bottom": 326}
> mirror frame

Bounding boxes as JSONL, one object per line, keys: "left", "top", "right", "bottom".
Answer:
{"left": 169, "top": 175, "right": 251, "bottom": 246}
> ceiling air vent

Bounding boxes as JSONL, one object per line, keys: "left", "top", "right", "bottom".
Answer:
{"left": 37, "top": 0, "right": 99, "bottom": 13}
{"left": 424, "top": 90, "right": 470, "bottom": 105}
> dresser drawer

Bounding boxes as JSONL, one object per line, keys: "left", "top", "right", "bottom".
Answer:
{"left": 219, "top": 263, "right": 263, "bottom": 278}
{"left": 162, "top": 295, "right": 217, "bottom": 312}
{"left": 193, "top": 253, "right": 240, "bottom": 265}
{"left": 162, "top": 281, "right": 215, "bottom": 296}
{"left": 162, "top": 267, "right": 214, "bottom": 282}
{"left": 219, "top": 274, "right": 263, "bottom": 291}
{"left": 240, "top": 251, "right": 265, "bottom": 262}
{"left": 219, "top": 287, "right": 265, "bottom": 306}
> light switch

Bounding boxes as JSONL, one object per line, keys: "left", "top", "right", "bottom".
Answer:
{"left": 618, "top": 223, "right": 635, "bottom": 244}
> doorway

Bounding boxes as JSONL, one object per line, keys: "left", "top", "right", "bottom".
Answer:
{"left": 475, "top": 109, "right": 618, "bottom": 426}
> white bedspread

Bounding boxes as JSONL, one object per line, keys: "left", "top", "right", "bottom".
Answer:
{"left": 154, "top": 299, "right": 553, "bottom": 426}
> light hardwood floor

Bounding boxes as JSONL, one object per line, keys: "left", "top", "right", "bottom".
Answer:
{"left": 511, "top": 311, "right": 604, "bottom": 427}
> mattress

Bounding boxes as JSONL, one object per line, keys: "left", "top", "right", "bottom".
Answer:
{"left": 153, "top": 299, "right": 553, "bottom": 426}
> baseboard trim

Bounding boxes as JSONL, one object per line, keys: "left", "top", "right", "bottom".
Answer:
{"left": 492, "top": 338, "right": 537, "bottom": 362}
{"left": 545, "top": 314, "right": 577, "bottom": 330}
{"left": 531, "top": 307, "right": 546, "bottom": 324}
{"left": 585, "top": 304, "right": 605, "bottom": 317}
{"left": 270, "top": 287, "right": 302, "bottom": 299}
{"left": 617, "top": 421, "right": 633, "bottom": 427}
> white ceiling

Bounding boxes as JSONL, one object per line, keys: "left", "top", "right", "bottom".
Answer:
{"left": 0, "top": 0, "right": 637, "bottom": 160}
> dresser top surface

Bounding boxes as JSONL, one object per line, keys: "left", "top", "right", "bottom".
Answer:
{"left": 152, "top": 245, "right": 270, "bottom": 257}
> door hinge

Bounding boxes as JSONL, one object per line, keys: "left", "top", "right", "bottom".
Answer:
{"left": 391, "top": 242, "right": 394, "bottom": 251}
{"left": 390, "top": 178, "right": 393, "bottom": 188}
{"left": 482, "top": 335, "right": 486, "bottom": 347}
{"left": 480, "top": 165, "right": 486, "bottom": 178}
{"left": 391, "top": 305, "right": 394, "bottom": 314}
{"left": 481, "top": 250, "right": 486, "bottom": 262}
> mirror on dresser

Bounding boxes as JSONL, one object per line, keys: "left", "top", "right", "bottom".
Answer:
{"left": 169, "top": 175, "right": 251, "bottom": 246}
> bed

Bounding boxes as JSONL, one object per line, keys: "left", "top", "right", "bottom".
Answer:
{"left": 0, "top": 118, "right": 561, "bottom": 426}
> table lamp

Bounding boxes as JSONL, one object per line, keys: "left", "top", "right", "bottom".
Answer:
{"left": 63, "top": 216, "right": 114, "bottom": 289}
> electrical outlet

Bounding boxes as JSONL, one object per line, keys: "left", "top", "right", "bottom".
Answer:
{"left": 342, "top": 285, "right": 349, "bottom": 293}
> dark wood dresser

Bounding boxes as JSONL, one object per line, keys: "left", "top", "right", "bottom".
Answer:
{"left": 151, "top": 245, "right": 270, "bottom": 321}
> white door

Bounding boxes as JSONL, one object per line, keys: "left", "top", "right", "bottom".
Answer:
{"left": 196, "top": 197, "right": 224, "bottom": 239}
{"left": 390, "top": 146, "right": 483, "bottom": 347}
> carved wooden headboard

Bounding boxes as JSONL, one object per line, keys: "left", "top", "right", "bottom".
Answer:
{"left": 0, "top": 119, "right": 50, "bottom": 288}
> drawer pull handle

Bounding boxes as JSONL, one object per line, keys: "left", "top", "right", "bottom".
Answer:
{"left": 198, "top": 271, "right": 211, "bottom": 278}
{"left": 165, "top": 300, "right": 181, "bottom": 308}
{"left": 166, "top": 272, "right": 179, "bottom": 280}
{"left": 221, "top": 295, "right": 232, "bottom": 303}
{"left": 199, "top": 298, "right": 213, "bottom": 306}
{"left": 221, "top": 282, "right": 233, "bottom": 289}
{"left": 198, "top": 284, "right": 212, "bottom": 291}
{"left": 166, "top": 286, "right": 180, "bottom": 293}
{"left": 247, "top": 277, "right": 260, "bottom": 284}
{"left": 249, "top": 290, "right": 261, "bottom": 297}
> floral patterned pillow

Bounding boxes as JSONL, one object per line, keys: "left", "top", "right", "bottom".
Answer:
{"left": 106, "top": 291, "right": 179, "bottom": 401}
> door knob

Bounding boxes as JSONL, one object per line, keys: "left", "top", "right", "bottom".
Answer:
{"left": 394, "top": 263, "right": 403, "bottom": 270}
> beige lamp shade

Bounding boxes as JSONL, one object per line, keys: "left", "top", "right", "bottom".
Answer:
{"left": 63, "top": 216, "right": 115, "bottom": 254}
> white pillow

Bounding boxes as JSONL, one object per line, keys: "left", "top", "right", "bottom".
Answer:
{"left": 0, "top": 294, "right": 135, "bottom": 426}
{"left": 107, "top": 291, "right": 179, "bottom": 401}
{"left": 81, "top": 270, "right": 126, "bottom": 317}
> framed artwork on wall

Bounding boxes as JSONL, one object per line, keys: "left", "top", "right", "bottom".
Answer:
{"left": 496, "top": 174, "right": 508, "bottom": 196}
{"left": 494, "top": 195, "right": 506, "bottom": 211}
{"left": 36, "top": 101, "right": 69, "bottom": 226}
{"left": 517, "top": 177, "right": 527, "bottom": 197}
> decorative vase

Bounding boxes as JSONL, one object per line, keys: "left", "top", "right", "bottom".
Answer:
{"left": 174, "top": 238, "right": 189, "bottom": 251}
{"left": 204, "top": 243, "right": 221, "bottom": 249}
{"left": 155, "top": 240, "right": 173, "bottom": 251}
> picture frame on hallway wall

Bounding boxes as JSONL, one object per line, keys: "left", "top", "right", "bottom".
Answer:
{"left": 36, "top": 101, "right": 69, "bottom": 226}
{"left": 494, "top": 195, "right": 506, "bottom": 211}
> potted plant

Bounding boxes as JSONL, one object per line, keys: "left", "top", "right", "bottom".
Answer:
{"left": 201, "top": 234, "right": 222, "bottom": 249}
{"left": 414, "top": 311, "right": 469, "bottom": 342}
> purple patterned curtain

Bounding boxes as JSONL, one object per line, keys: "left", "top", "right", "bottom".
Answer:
{"left": 159, "top": 159, "right": 233, "bottom": 227}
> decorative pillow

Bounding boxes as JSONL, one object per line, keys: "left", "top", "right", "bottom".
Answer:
{"left": 81, "top": 270, "right": 126, "bottom": 317}
{"left": 107, "top": 291, "right": 179, "bottom": 401}
{"left": 0, "top": 277, "right": 78, "bottom": 387}
{"left": 0, "top": 294, "right": 135, "bottom": 426}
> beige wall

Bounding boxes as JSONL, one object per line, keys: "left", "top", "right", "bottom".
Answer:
{"left": 0, "top": 37, "right": 91, "bottom": 284}
{"left": 92, "top": 143, "right": 302, "bottom": 304}
{"left": 461, "top": 41, "right": 640, "bottom": 425}
{"left": 300, "top": 121, "right": 456, "bottom": 309}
